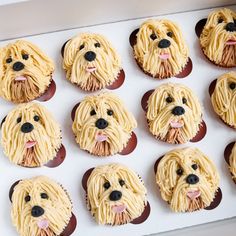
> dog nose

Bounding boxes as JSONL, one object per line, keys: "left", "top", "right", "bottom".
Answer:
{"left": 109, "top": 190, "right": 122, "bottom": 201}
{"left": 13, "top": 61, "right": 25, "bottom": 71}
{"left": 172, "top": 106, "right": 185, "bottom": 116}
{"left": 84, "top": 51, "right": 96, "bottom": 61}
{"left": 225, "top": 22, "right": 236, "bottom": 32}
{"left": 31, "top": 205, "right": 45, "bottom": 217}
{"left": 95, "top": 118, "right": 108, "bottom": 129}
{"left": 186, "top": 174, "right": 199, "bottom": 185}
{"left": 21, "top": 122, "right": 34, "bottom": 133}
{"left": 158, "top": 39, "right": 171, "bottom": 48}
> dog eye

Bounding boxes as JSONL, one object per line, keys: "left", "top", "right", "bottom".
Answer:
{"left": 95, "top": 42, "right": 101, "bottom": 48}
{"left": 229, "top": 82, "right": 236, "bottom": 90}
{"left": 107, "top": 110, "right": 113, "bottom": 116}
{"left": 191, "top": 164, "right": 198, "bottom": 170}
{"left": 182, "top": 97, "right": 187, "bottom": 104}
{"left": 6, "top": 57, "right": 12, "bottom": 63}
{"left": 33, "top": 115, "right": 40, "bottom": 122}
{"left": 103, "top": 182, "right": 110, "bottom": 189}
{"left": 167, "top": 31, "right": 173, "bottom": 37}
{"left": 176, "top": 168, "right": 183, "bottom": 175}
{"left": 90, "top": 109, "right": 96, "bottom": 116}
{"left": 150, "top": 33, "right": 157, "bottom": 40}
{"left": 17, "top": 117, "right": 22, "bottom": 123}
{"left": 79, "top": 44, "right": 85, "bottom": 50}
{"left": 25, "top": 195, "right": 31, "bottom": 202}
{"left": 218, "top": 18, "right": 224, "bottom": 24}
{"left": 40, "top": 193, "right": 48, "bottom": 199}
{"left": 119, "top": 179, "right": 125, "bottom": 186}
{"left": 166, "top": 96, "right": 173, "bottom": 103}
{"left": 22, "top": 54, "right": 29, "bottom": 60}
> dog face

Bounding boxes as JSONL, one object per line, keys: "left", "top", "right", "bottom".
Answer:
{"left": 200, "top": 8, "right": 236, "bottom": 67}
{"left": 229, "top": 142, "right": 236, "bottom": 179}
{"left": 11, "top": 176, "right": 72, "bottom": 236}
{"left": 156, "top": 147, "right": 219, "bottom": 212}
{"left": 147, "top": 83, "right": 202, "bottom": 144}
{"left": 72, "top": 92, "right": 137, "bottom": 156}
{"left": 211, "top": 71, "right": 236, "bottom": 128}
{"left": 0, "top": 40, "right": 54, "bottom": 103}
{"left": 63, "top": 33, "right": 121, "bottom": 91}
{"left": 1, "top": 103, "right": 61, "bottom": 167}
{"left": 133, "top": 19, "right": 189, "bottom": 79}
{"left": 87, "top": 163, "right": 147, "bottom": 225}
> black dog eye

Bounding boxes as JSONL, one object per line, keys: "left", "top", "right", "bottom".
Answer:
{"left": 34, "top": 115, "right": 40, "bottom": 122}
{"left": 119, "top": 179, "right": 125, "bottom": 186}
{"left": 192, "top": 164, "right": 198, "bottom": 170}
{"left": 25, "top": 195, "right": 31, "bottom": 202}
{"left": 166, "top": 96, "right": 173, "bottom": 103}
{"left": 150, "top": 33, "right": 157, "bottom": 40}
{"left": 17, "top": 117, "right": 22, "bottom": 123}
{"left": 107, "top": 110, "right": 113, "bottom": 116}
{"left": 182, "top": 97, "right": 187, "bottom": 104}
{"left": 79, "top": 44, "right": 85, "bottom": 50}
{"left": 6, "top": 57, "right": 12, "bottom": 63}
{"left": 95, "top": 42, "right": 101, "bottom": 48}
{"left": 103, "top": 182, "right": 110, "bottom": 189}
{"left": 90, "top": 109, "right": 96, "bottom": 116}
{"left": 176, "top": 168, "right": 183, "bottom": 176}
{"left": 167, "top": 31, "right": 173, "bottom": 37}
{"left": 41, "top": 193, "right": 48, "bottom": 199}
{"left": 229, "top": 82, "right": 236, "bottom": 90}
{"left": 218, "top": 18, "right": 224, "bottom": 24}
{"left": 22, "top": 54, "right": 29, "bottom": 60}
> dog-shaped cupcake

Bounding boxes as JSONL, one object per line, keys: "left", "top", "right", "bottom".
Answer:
{"left": 1, "top": 103, "right": 62, "bottom": 167}
{"left": 62, "top": 33, "right": 122, "bottom": 91}
{"left": 0, "top": 40, "right": 54, "bottom": 103}
{"left": 133, "top": 19, "right": 189, "bottom": 79}
{"left": 146, "top": 83, "right": 202, "bottom": 144}
{"left": 200, "top": 8, "right": 236, "bottom": 67}
{"left": 156, "top": 147, "right": 220, "bottom": 212}
{"left": 211, "top": 71, "right": 236, "bottom": 128}
{"left": 10, "top": 176, "right": 73, "bottom": 236}
{"left": 72, "top": 92, "right": 137, "bottom": 156}
{"left": 85, "top": 163, "right": 147, "bottom": 225}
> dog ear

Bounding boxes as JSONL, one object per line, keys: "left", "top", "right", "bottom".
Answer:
{"left": 71, "top": 102, "right": 81, "bottom": 121}
{"left": 61, "top": 40, "right": 70, "bottom": 58}
{"left": 1, "top": 115, "right": 7, "bottom": 128}
{"left": 82, "top": 168, "right": 95, "bottom": 191}
{"left": 9, "top": 180, "right": 21, "bottom": 202}
{"left": 129, "top": 28, "right": 139, "bottom": 47}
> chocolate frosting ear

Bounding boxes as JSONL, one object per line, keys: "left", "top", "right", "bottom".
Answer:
{"left": 9, "top": 180, "right": 21, "bottom": 202}
{"left": 1, "top": 115, "right": 7, "bottom": 128}
{"left": 154, "top": 156, "right": 164, "bottom": 173}
{"left": 209, "top": 79, "right": 217, "bottom": 96}
{"left": 71, "top": 102, "right": 81, "bottom": 122}
{"left": 82, "top": 168, "right": 95, "bottom": 191}
{"left": 129, "top": 28, "right": 139, "bottom": 47}
{"left": 195, "top": 18, "right": 207, "bottom": 38}
{"left": 61, "top": 39, "right": 70, "bottom": 58}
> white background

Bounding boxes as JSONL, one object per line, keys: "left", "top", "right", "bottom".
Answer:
{"left": 0, "top": 5, "right": 236, "bottom": 236}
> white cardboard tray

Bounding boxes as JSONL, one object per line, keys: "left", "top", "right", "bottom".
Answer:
{"left": 0, "top": 5, "right": 236, "bottom": 236}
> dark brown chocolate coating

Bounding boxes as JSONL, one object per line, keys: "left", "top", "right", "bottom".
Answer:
{"left": 9, "top": 180, "right": 21, "bottom": 202}
{"left": 106, "top": 69, "right": 125, "bottom": 90}
{"left": 82, "top": 168, "right": 95, "bottom": 191}
{"left": 130, "top": 201, "right": 151, "bottom": 224}
{"left": 195, "top": 18, "right": 207, "bottom": 38}
{"left": 119, "top": 132, "right": 137, "bottom": 155}
{"left": 37, "top": 79, "right": 56, "bottom": 102}
{"left": 60, "top": 213, "right": 77, "bottom": 236}
{"left": 205, "top": 188, "right": 222, "bottom": 210}
{"left": 45, "top": 144, "right": 66, "bottom": 168}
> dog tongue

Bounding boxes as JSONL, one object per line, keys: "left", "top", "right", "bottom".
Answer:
{"left": 15, "top": 76, "right": 27, "bottom": 81}
{"left": 25, "top": 141, "right": 37, "bottom": 148}
{"left": 95, "top": 134, "right": 107, "bottom": 142}
{"left": 112, "top": 204, "right": 126, "bottom": 213}
{"left": 86, "top": 67, "right": 96, "bottom": 73}
{"left": 37, "top": 219, "right": 49, "bottom": 229}
{"left": 187, "top": 190, "right": 201, "bottom": 200}
{"left": 226, "top": 40, "right": 236, "bottom": 45}
{"left": 170, "top": 121, "right": 183, "bottom": 128}
{"left": 159, "top": 53, "right": 170, "bottom": 60}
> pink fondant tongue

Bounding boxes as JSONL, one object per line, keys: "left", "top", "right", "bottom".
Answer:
{"left": 159, "top": 53, "right": 170, "bottom": 60}
{"left": 187, "top": 190, "right": 201, "bottom": 200}
{"left": 170, "top": 121, "right": 184, "bottom": 128}
{"left": 226, "top": 40, "right": 236, "bottom": 45}
{"left": 112, "top": 204, "right": 126, "bottom": 213}
{"left": 86, "top": 67, "right": 96, "bottom": 73}
{"left": 25, "top": 141, "right": 37, "bottom": 148}
{"left": 37, "top": 219, "right": 49, "bottom": 229}
{"left": 15, "top": 76, "right": 27, "bottom": 81}
{"left": 95, "top": 134, "right": 107, "bottom": 142}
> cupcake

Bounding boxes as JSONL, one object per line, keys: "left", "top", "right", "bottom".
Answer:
{"left": 155, "top": 147, "right": 220, "bottom": 212}
{"left": 82, "top": 163, "right": 148, "bottom": 225}
{"left": 10, "top": 176, "right": 75, "bottom": 236}
{"left": 199, "top": 8, "right": 236, "bottom": 67}
{"left": 62, "top": 33, "right": 124, "bottom": 91}
{"left": 72, "top": 92, "right": 137, "bottom": 156}
{"left": 0, "top": 40, "right": 55, "bottom": 103}
{"left": 1, "top": 102, "right": 63, "bottom": 167}
{"left": 131, "top": 19, "right": 190, "bottom": 79}
{"left": 145, "top": 83, "right": 204, "bottom": 144}
{"left": 210, "top": 71, "right": 236, "bottom": 128}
